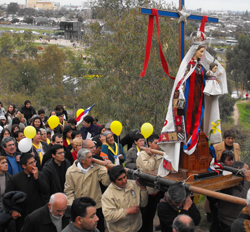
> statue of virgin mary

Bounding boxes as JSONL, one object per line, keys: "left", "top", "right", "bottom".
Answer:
{"left": 158, "top": 32, "right": 228, "bottom": 176}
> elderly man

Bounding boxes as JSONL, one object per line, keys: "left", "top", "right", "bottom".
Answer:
{"left": 21, "top": 193, "right": 70, "bottom": 232}
{"left": 62, "top": 197, "right": 99, "bottom": 232}
{"left": 157, "top": 183, "right": 201, "bottom": 232}
{"left": 102, "top": 165, "right": 148, "bottom": 232}
{"left": 1, "top": 137, "right": 22, "bottom": 175}
{"left": 214, "top": 129, "right": 240, "bottom": 161}
{"left": 172, "top": 215, "right": 195, "bottom": 232}
{"left": 82, "top": 139, "right": 96, "bottom": 155}
{"left": 64, "top": 148, "right": 111, "bottom": 232}
{"left": 231, "top": 189, "right": 250, "bottom": 232}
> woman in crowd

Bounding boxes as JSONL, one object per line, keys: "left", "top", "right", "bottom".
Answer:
{"left": 5, "top": 117, "right": 25, "bottom": 133}
{"left": 10, "top": 124, "right": 20, "bottom": 137}
{"left": 30, "top": 116, "right": 44, "bottom": 129}
{"left": 101, "top": 131, "right": 126, "bottom": 164}
{"left": 71, "top": 137, "right": 83, "bottom": 161}
{"left": 5, "top": 104, "right": 16, "bottom": 125}
{"left": 20, "top": 100, "right": 36, "bottom": 123}
{"left": 63, "top": 126, "right": 73, "bottom": 148}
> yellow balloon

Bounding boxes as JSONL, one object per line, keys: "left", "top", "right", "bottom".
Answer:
{"left": 110, "top": 121, "right": 123, "bottom": 136}
{"left": 48, "top": 115, "right": 60, "bottom": 129}
{"left": 76, "top": 109, "right": 84, "bottom": 118}
{"left": 141, "top": 123, "right": 154, "bottom": 139}
{"left": 23, "top": 126, "right": 36, "bottom": 139}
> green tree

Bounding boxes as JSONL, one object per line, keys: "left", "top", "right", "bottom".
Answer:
{"left": 226, "top": 34, "right": 250, "bottom": 96}
{"left": 7, "top": 2, "right": 19, "bottom": 14}
{"left": 83, "top": 1, "right": 179, "bottom": 133}
{"left": 0, "top": 33, "right": 14, "bottom": 58}
{"left": 36, "top": 45, "right": 66, "bottom": 109}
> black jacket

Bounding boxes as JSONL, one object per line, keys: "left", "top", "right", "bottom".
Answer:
{"left": 21, "top": 204, "right": 71, "bottom": 232}
{"left": 157, "top": 200, "right": 201, "bottom": 232}
{"left": 5, "top": 171, "right": 49, "bottom": 232}
{"left": 41, "top": 158, "right": 71, "bottom": 195}
{"left": 42, "top": 144, "right": 73, "bottom": 166}
{"left": 0, "top": 191, "right": 27, "bottom": 231}
{"left": 20, "top": 106, "right": 36, "bottom": 122}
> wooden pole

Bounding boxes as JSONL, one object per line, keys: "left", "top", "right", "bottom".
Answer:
{"left": 92, "top": 158, "right": 247, "bottom": 205}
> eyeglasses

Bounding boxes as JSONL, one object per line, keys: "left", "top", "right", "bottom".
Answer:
{"left": 27, "top": 160, "right": 37, "bottom": 165}
{"left": 88, "top": 146, "right": 96, "bottom": 149}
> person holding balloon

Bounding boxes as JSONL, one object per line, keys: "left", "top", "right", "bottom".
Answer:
{"left": 31, "top": 129, "right": 49, "bottom": 170}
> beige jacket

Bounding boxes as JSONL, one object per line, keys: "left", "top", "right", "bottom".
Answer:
{"left": 64, "top": 161, "right": 110, "bottom": 208}
{"left": 102, "top": 180, "right": 148, "bottom": 232}
{"left": 136, "top": 150, "right": 162, "bottom": 194}
{"left": 213, "top": 142, "right": 240, "bottom": 161}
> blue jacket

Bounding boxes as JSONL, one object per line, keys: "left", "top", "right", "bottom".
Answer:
{"left": 101, "top": 143, "right": 126, "bottom": 164}
{"left": 80, "top": 124, "right": 99, "bottom": 139}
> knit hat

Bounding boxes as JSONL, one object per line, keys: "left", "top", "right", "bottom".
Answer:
{"left": 105, "top": 122, "right": 112, "bottom": 130}
{"left": 0, "top": 116, "right": 6, "bottom": 120}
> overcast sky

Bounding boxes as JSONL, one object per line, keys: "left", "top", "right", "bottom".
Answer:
{"left": 181, "top": 0, "right": 249, "bottom": 11}
{"left": 2, "top": 0, "right": 249, "bottom": 11}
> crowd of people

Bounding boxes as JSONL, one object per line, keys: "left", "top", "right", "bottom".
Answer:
{"left": 0, "top": 100, "right": 249, "bottom": 232}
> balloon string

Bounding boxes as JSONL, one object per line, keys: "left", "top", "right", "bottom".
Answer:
{"left": 118, "top": 136, "right": 120, "bottom": 155}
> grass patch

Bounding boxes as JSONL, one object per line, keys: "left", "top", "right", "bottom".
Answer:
{"left": 0, "top": 27, "right": 54, "bottom": 34}
{"left": 237, "top": 100, "right": 250, "bottom": 128}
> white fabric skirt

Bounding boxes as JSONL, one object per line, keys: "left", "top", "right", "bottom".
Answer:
{"left": 203, "top": 80, "right": 222, "bottom": 96}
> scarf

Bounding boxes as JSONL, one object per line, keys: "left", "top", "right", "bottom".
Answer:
{"left": 32, "top": 142, "right": 44, "bottom": 164}
{"left": 107, "top": 143, "right": 120, "bottom": 164}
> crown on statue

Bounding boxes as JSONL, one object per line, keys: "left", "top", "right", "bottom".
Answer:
{"left": 190, "top": 31, "right": 206, "bottom": 45}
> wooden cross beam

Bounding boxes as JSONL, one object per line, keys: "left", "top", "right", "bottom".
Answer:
{"left": 140, "top": 0, "right": 219, "bottom": 64}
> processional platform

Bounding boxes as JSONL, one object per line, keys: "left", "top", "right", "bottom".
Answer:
{"left": 148, "top": 131, "right": 243, "bottom": 192}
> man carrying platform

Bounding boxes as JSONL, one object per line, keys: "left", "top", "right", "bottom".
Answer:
{"left": 136, "top": 134, "right": 163, "bottom": 232}
{"left": 102, "top": 165, "right": 148, "bottom": 232}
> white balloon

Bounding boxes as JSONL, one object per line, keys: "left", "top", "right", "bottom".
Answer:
{"left": 18, "top": 138, "right": 32, "bottom": 153}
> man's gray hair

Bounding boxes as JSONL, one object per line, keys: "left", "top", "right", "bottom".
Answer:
{"left": 40, "top": 128, "right": 46, "bottom": 134}
{"left": 173, "top": 215, "right": 195, "bottom": 232}
{"left": 77, "top": 148, "right": 91, "bottom": 162}
{"left": 49, "top": 193, "right": 68, "bottom": 206}
{"left": 167, "top": 183, "right": 186, "bottom": 204}
{"left": 102, "top": 131, "right": 112, "bottom": 137}
{"left": 1, "top": 137, "right": 15, "bottom": 148}
{"left": 82, "top": 139, "right": 91, "bottom": 149}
